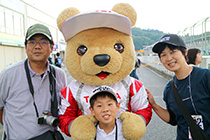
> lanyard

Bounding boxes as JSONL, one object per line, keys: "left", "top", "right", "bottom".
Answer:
{"left": 24, "top": 59, "right": 58, "bottom": 118}
{"left": 174, "top": 74, "right": 198, "bottom": 115}
{"left": 187, "top": 74, "right": 198, "bottom": 115}
{"left": 94, "top": 120, "right": 118, "bottom": 140}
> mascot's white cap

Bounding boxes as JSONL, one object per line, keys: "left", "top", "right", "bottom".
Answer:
{"left": 61, "top": 10, "right": 131, "bottom": 41}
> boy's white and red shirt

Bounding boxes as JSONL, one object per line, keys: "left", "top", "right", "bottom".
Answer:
{"left": 59, "top": 76, "right": 152, "bottom": 136}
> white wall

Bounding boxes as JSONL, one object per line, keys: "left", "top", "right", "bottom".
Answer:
{"left": 0, "top": 46, "right": 25, "bottom": 71}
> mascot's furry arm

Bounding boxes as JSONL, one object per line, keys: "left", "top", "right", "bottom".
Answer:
{"left": 70, "top": 115, "right": 98, "bottom": 140}
{"left": 120, "top": 112, "right": 146, "bottom": 140}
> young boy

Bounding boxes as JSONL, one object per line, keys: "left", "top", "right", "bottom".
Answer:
{"left": 89, "top": 86, "right": 125, "bottom": 140}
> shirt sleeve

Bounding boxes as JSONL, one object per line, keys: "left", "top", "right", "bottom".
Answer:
{"left": 55, "top": 67, "right": 67, "bottom": 90}
{"left": 163, "top": 81, "right": 177, "bottom": 126}
{"left": 167, "top": 109, "right": 177, "bottom": 125}
{"left": 58, "top": 87, "right": 82, "bottom": 136}
{"left": 0, "top": 69, "right": 10, "bottom": 109}
{"left": 129, "top": 79, "right": 152, "bottom": 125}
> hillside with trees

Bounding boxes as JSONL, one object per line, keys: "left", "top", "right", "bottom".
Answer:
{"left": 131, "top": 27, "right": 165, "bottom": 50}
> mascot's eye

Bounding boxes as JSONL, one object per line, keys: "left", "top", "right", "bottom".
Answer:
{"left": 114, "top": 43, "right": 124, "bottom": 53}
{"left": 77, "top": 45, "right": 87, "bottom": 56}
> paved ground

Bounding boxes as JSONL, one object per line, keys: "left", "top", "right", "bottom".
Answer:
{"left": 138, "top": 66, "right": 176, "bottom": 140}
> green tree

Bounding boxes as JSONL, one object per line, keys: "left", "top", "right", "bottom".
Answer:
{"left": 131, "top": 27, "right": 164, "bottom": 50}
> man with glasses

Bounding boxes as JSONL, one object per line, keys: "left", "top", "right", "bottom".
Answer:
{"left": 0, "top": 24, "right": 67, "bottom": 139}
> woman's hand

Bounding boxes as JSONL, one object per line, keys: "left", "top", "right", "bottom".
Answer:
{"left": 146, "top": 88, "right": 156, "bottom": 107}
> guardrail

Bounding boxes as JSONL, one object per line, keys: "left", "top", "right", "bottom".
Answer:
{"left": 139, "top": 56, "right": 174, "bottom": 80}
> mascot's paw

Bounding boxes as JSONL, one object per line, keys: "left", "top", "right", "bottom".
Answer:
{"left": 70, "top": 115, "right": 98, "bottom": 140}
{"left": 119, "top": 112, "right": 146, "bottom": 140}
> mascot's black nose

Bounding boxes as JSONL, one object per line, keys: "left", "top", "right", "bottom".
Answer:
{"left": 94, "top": 54, "right": 110, "bottom": 66}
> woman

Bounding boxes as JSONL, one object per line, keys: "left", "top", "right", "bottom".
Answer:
{"left": 147, "top": 34, "right": 210, "bottom": 140}
{"left": 187, "top": 48, "right": 202, "bottom": 66}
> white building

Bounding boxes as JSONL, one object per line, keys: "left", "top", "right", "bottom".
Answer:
{"left": 0, "top": 0, "right": 66, "bottom": 71}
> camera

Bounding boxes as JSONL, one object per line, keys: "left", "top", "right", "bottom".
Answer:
{"left": 38, "top": 111, "right": 60, "bottom": 127}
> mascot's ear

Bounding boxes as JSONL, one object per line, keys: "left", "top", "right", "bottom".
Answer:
{"left": 112, "top": 3, "right": 137, "bottom": 27}
{"left": 57, "top": 7, "right": 80, "bottom": 31}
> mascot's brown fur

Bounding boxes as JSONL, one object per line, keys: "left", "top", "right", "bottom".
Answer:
{"left": 57, "top": 3, "right": 151, "bottom": 140}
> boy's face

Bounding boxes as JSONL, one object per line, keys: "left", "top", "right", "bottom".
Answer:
{"left": 89, "top": 96, "right": 120, "bottom": 127}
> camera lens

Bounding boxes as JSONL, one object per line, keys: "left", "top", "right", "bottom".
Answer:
{"left": 46, "top": 116, "right": 60, "bottom": 127}
{"left": 52, "top": 118, "right": 60, "bottom": 127}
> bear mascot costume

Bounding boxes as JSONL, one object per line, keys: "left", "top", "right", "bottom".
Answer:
{"left": 57, "top": 3, "right": 152, "bottom": 140}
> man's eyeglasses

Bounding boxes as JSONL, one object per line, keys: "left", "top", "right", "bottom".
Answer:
{"left": 27, "top": 40, "right": 50, "bottom": 47}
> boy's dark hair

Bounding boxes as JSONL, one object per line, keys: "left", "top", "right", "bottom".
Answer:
{"left": 90, "top": 91, "right": 118, "bottom": 108}
{"left": 157, "top": 44, "right": 188, "bottom": 61}
{"left": 56, "top": 52, "right": 60, "bottom": 57}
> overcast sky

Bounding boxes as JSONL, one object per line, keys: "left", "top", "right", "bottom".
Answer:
{"left": 29, "top": 0, "right": 210, "bottom": 34}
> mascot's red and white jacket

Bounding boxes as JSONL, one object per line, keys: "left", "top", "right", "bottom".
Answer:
{"left": 59, "top": 76, "right": 152, "bottom": 136}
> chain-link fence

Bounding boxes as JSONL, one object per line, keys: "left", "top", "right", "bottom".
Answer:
{"left": 178, "top": 16, "right": 210, "bottom": 55}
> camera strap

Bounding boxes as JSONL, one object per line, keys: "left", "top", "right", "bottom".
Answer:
{"left": 49, "top": 65, "right": 58, "bottom": 117}
{"left": 24, "top": 59, "right": 58, "bottom": 118}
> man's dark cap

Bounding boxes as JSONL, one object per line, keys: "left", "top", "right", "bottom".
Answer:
{"left": 25, "top": 23, "right": 54, "bottom": 44}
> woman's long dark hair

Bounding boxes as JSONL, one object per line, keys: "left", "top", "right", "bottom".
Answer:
{"left": 187, "top": 48, "right": 201, "bottom": 65}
